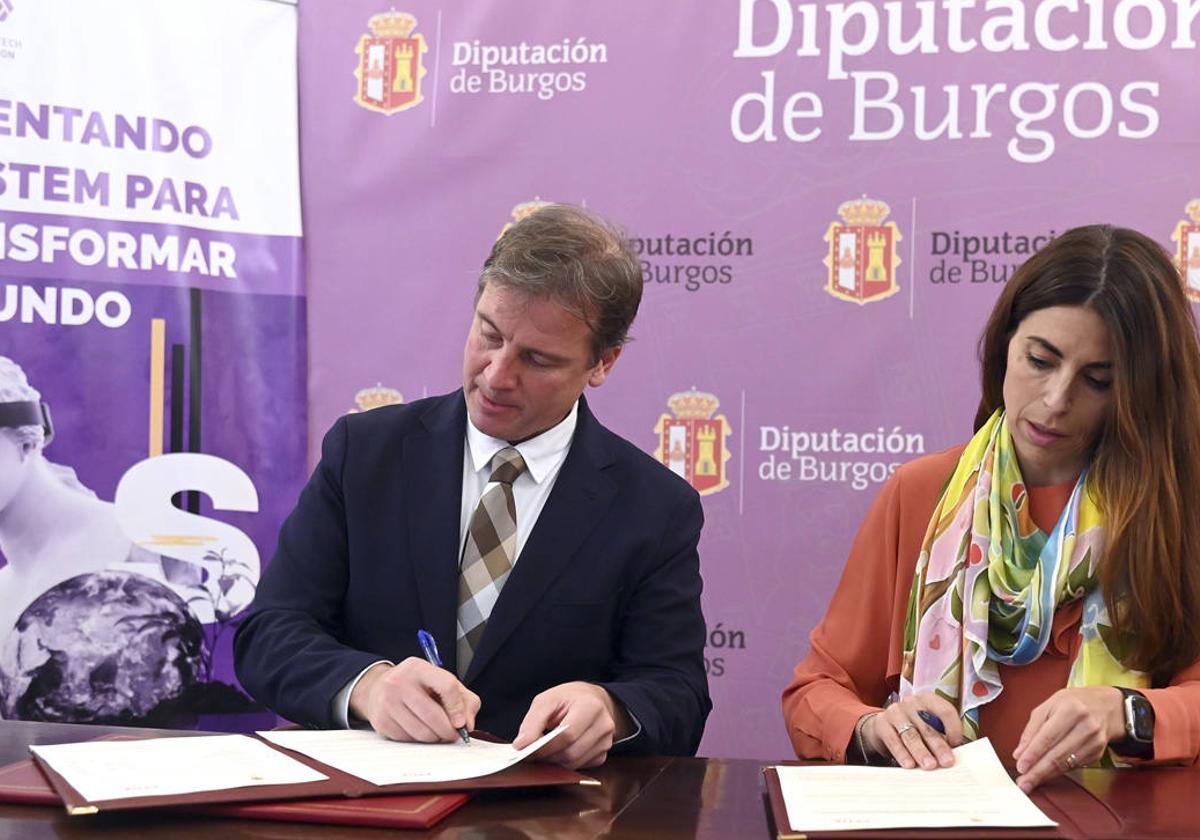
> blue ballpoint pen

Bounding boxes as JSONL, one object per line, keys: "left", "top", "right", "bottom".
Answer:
{"left": 917, "top": 709, "right": 946, "bottom": 735}
{"left": 887, "top": 692, "right": 946, "bottom": 736}
{"left": 416, "top": 629, "right": 471, "bottom": 744}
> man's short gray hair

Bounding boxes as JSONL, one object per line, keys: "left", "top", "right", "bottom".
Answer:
{"left": 477, "top": 204, "right": 643, "bottom": 363}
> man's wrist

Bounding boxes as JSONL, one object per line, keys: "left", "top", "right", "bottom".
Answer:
{"left": 588, "top": 682, "right": 636, "bottom": 742}
{"left": 348, "top": 662, "right": 392, "bottom": 723}
{"left": 608, "top": 693, "right": 635, "bottom": 742}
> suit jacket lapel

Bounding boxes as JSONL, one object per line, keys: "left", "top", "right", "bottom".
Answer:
{"left": 464, "top": 398, "right": 617, "bottom": 684}
{"left": 404, "top": 392, "right": 467, "bottom": 670}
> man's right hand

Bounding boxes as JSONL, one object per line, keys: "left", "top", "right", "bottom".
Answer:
{"left": 349, "top": 658, "right": 481, "bottom": 742}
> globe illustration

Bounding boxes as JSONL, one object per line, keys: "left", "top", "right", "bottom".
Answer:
{"left": 0, "top": 571, "right": 203, "bottom": 723}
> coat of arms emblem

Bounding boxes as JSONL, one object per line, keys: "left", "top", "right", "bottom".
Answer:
{"left": 654, "top": 389, "right": 731, "bottom": 496}
{"left": 1171, "top": 199, "right": 1200, "bottom": 303}
{"left": 823, "top": 196, "right": 902, "bottom": 305}
{"left": 349, "top": 383, "right": 404, "bottom": 414}
{"left": 353, "top": 10, "right": 428, "bottom": 115}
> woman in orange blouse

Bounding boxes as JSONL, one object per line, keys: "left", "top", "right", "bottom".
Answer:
{"left": 783, "top": 225, "right": 1200, "bottom": 792}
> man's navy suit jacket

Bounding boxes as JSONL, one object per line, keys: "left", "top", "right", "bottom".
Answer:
{"left": 233, "top": 390, "right": 711, "bottom": 755}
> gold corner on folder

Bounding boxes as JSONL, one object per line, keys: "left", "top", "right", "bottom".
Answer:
{"left": 68, "top": 805, "right": 99, "bottom": 816}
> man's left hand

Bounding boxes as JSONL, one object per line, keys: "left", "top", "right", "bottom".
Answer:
{"left": 1013, "top": 686, "right": 1125, "bottom": 792}
{"left": 513, "top": 681, "right": 633, "bottom": 769}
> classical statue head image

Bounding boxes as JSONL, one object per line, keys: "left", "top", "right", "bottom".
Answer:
{"left": 0, "top": 355, "right": 203, "bottom": 724}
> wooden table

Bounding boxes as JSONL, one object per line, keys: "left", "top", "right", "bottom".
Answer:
{"left": 1, "top": 720, "right": 1198, "bottom": 838}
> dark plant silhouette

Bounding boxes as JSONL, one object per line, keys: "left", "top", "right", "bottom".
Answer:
{"left": 161, "top": 548, "right": 256, "bottom": 681}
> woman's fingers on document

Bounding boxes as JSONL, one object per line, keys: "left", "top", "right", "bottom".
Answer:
{"left": 1014, "top": 687, "right": 1117, "bottom": 792}
{"left": 869, "top": 694, "right": 957, "bottom": 770}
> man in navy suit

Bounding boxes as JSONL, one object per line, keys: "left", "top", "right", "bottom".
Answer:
{"left": 234, "top": 204, "right": 710, "bottom": 768}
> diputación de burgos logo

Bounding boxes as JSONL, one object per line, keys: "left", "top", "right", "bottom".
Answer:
{"left": 757, "top": 423, "right": 925, "bottom": 491}
{"left": 353, "top": 10, "right": 428, "bottom": 115}
{"left": 823, "top": 196, "right": 901, "bottom": 305}
{"left": 449, "top": 35, "right": 608, "bottom": 101}
{"left": 632, "top": 231, "right": 754, "bottom": 293}
{"left": 653, "top": 389, "right": 732, "bottom": 496}
{"left": 1171, "top": 199, "right": 1200, "bottom": 304}
{"left": 926, "top": 228, "right": 1058, "bottom": 286}
{"left": 703, "top": 621, "right": 745, "bottom": 678}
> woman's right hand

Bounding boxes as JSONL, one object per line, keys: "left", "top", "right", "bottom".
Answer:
{"left": 862, "top": 693, "right": 964, "bottom": 769}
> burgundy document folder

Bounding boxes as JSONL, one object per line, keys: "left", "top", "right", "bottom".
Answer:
{"left": 18, "top": 731, "right": 590, "bottom": 817}
{"left": 0, "top": 754, "right": 470, "bottom": 829}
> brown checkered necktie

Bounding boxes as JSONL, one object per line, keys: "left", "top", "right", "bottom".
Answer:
{"left": 456, "top": 447, "right": 527, "bottom": 677}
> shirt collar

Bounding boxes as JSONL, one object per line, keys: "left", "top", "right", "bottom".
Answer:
{"left": 465, "top": 400, "right": 578, "bottom": 484}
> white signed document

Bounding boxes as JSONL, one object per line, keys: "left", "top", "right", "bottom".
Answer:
{"left": 258, "top": 725, "right": 568, "bottom": 787}
{"left": 774, "top": 738, "right": 1056, "bottom": 832}
{"left": 29, "top": 735, "right": 327, "bottom": 803}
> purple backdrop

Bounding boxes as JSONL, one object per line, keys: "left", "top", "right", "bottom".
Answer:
{"left": 297, "top": 1, "right": 1200, "bottom": 759}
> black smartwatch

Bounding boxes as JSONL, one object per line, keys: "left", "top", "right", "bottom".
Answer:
{"left": 1111, "top": 687, "right": 1154, "bottom": 759}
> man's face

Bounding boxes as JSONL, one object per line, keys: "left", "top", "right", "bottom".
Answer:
{"left": 462, "top": 283, "right": 619, "bottom": 444}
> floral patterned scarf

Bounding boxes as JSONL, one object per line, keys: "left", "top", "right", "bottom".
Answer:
{"left": 900, "top": 410, "right": 1146, "bottom": 755}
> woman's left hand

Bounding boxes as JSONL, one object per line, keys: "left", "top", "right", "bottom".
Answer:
{"left": 1012, "top": 686, "right": 1125, "bottom": 792}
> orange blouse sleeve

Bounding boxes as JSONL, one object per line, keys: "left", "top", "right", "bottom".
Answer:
{"left": 1143, "top": 664, "right": 1200, "bottom": 765}
{"left": 781, "top": 449, "right": 957, "bottom": 761}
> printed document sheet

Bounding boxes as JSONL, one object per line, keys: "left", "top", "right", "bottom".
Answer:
{"left": 259, "top": 725, "right": 568, "bottom": 786}
{"left": 774, "top": 738, "right": 1056, "bottom": 832}
{"left": 29, "top": 735, "right": 327, "bottom": 803}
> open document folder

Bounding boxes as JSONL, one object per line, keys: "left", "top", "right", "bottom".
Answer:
{"left": 764, "top": 738, "right": 1056, "bottom": 834}
{"left": 29, "top": 725, "right": 581, "bottom": 814}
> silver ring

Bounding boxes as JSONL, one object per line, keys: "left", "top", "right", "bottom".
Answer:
{"left": 895, "top": 723, "right": 914, "bottom": 736}
{"left": 1065, "top": 752, "right": 1078, "bottom": 770}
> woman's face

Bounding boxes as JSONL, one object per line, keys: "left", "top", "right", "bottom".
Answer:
{"left": 0, "top": 429, "right": 34, "bottom": 513}
{"left": 1002, "top": 305, "right": 1113, "bottom": 486}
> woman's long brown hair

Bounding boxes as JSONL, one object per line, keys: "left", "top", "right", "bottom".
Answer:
{"left": 975, "top": 225, "right": 1200, "bottom": 684}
